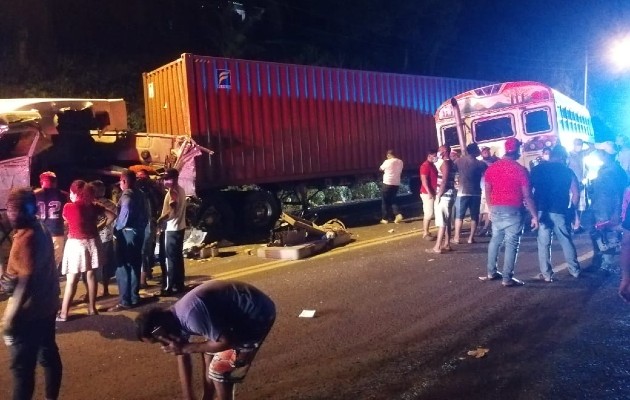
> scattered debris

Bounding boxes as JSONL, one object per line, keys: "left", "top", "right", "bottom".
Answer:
{"left": 467, "top": 347, "right": 490, "bottom": 358}
{"left": 387, "top": 229, "right": 395, "bottom": 233}
{"left": 257, "top": 213, "right": 351, "bottom": 260}
{"left": 199, "top": 242, "right": 220, "bottom": 258}
{"left": 244, "top": 248, "right": 253, "bottom": 255}
{"left": 299, "top": 310, "right": 316, "bottom": 318}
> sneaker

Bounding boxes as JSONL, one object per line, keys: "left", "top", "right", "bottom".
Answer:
{"left": 502, "top": 278, "right": 525, "bottom": 287}
{"left": 394, "top": 214, "right": 404, "bottom": 224}
{"left": 537, "top": 273, "right": 554, "bottom": 283}
{"left": 107, "top": 303, "right": 131, "bottom": 312}
{"left": 479, "top": 272, "right": 503, "bottom": 282}
{"left": 380, "top": 219, "right": 389, "bottom": 224}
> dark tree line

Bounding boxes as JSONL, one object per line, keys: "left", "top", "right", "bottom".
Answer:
{"left": 0, "top": 0, "right": 603, "bottom": 130}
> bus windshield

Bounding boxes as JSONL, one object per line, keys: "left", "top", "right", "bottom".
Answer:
{"left": 473, "top": 116, "right": 514, "bottom": 142}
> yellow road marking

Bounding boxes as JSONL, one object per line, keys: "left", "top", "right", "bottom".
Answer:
{"left": 210, "top": 228, "right": 424, "bottom": 280}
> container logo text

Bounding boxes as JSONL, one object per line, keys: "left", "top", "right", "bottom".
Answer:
{"left": 217, "top": 69, "right": 232, "bottom": 89}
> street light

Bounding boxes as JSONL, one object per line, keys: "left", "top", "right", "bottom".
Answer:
{"left": 609, "top": 35, "right": 630, "bottom": 70}
{"left": 583, "top": 35, "right": 630, "bottom": 108}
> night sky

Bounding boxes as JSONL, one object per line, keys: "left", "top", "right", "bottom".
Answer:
{"left": 450, "top": 0, "right": 630, "bottom": 138}
{"left": 1, "top": 0, "right": 628, "bottom": 138}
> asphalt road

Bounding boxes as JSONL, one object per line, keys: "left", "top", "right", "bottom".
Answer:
{"left": 1, "top": 203, "right": 629, "bottom": 399}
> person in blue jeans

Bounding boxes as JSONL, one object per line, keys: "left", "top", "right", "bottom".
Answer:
{"left": 480, "top": 138, "right": 539, "bottom": 286}
{"left": 108, "top": 170, "right": 148, "bottom": 311}
{"left": 531, "top": 145, "right": 581, "bottom": 282}
{"left": 588, "top": 143, "right": 627, "bottom": 272}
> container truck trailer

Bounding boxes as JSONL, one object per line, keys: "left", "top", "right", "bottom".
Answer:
{"left": 0, "top": 54, "right": 489, "bottom": 238}
{"left": 142, "top": 54, "right": 489, "bottom": 235}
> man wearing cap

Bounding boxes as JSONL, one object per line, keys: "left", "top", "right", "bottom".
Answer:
{"left": 156, "top": 168, "right": 188, "bottom": 296}
{"left": 588, "top": 142, "right": 627, "bottom": 272}
{"left": 480, "top": 138, "right": 539, "bottom": 286}
{"left": 531, "top": 145, "right": 581, "bottom": 282}
{"left": 34, "top": 171, "right": 69, "bottom": 271}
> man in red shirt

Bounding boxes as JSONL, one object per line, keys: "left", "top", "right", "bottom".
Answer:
{"left": 419, "top": 149, "right": 438, "bottom": 240}
{"left": 480, "top": 138, "right": 538, "bottom": 287}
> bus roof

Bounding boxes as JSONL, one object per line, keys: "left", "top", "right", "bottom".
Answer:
{"left": 434, "top": 81, "right": 590, "bottom": 122}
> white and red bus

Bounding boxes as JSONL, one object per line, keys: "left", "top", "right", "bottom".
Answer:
{"left": 434, "top": 81, "right": 594, "bottom": 167}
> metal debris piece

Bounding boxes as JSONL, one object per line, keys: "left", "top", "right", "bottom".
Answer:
{"left": 467, "top": 348, "right": 490, "bottom": 358}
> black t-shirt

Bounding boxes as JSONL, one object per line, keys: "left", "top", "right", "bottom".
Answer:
{"left": 531, "top": 162, "right": 576, "bottom": 214}
{"left": 34, "top": 188, "right": 68, "bottom": 236}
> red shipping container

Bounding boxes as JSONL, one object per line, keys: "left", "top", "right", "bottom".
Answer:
{"left": 143, "top": 54, "right": 489, "bottom": 191}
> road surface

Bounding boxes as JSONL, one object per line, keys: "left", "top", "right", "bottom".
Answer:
{"left": 0, "top": 211, "right": 629, "bottom": 399}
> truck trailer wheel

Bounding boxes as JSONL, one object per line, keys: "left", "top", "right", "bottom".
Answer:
{"left": 241, "top": 191, "right": 281, "bottom": 230}
{"left": 196, "top": 195, "right": 235, "bottom": 241}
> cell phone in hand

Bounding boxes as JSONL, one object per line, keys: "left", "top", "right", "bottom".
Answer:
{"left": 151, "top": 326, "right": 171, "bottom": 345}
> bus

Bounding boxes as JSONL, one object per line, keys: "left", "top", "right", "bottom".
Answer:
{"left": 434, "top": 81, "right": 594, "bottom": 167}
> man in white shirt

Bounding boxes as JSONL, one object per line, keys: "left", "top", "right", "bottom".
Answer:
{"left": 379, "top": 149, "right": 404, "bottom": 224}
{"left": 156, "top": 168, "right": 188, "bottom": 296}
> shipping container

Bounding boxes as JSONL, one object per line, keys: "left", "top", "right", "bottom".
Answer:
{"left": 142, "top": 55, "right": 490, "bottom": 234}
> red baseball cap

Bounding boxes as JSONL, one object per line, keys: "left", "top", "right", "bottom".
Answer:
{"left": 504, "top": 138, "right": 521, "bottom": 153}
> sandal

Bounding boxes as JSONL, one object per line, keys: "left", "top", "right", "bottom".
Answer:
{"left": 425, "top": 248, "right": 442, "bottom": 254}
{"left": 55, "top": 314, "right": 67, "bottom": 322}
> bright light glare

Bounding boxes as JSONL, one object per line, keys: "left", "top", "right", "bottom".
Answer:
{"left": 584, "top": 151, "right": 603, "bottom": 181}
{"left": 610, "top": 36, "right": 630, "bottom": 70}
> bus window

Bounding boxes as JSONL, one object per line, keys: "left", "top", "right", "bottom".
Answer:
{"left": 473, "top": 116, "right": 514, "bottom": 142}
{"left": 442, "top": 125, "right": 460, "bottom": 147}
{"left": 523, "top": 108, "right": 551, "bottom": 135}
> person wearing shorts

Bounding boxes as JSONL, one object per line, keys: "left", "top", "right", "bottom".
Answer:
{"left": 427, "top": 145, "right": 456, "bottom": 254}
{"left": 135, "top": 280, "right": 276, "bottom": 400}
{"left": 419, "top": 149, "right": 438, "bottom": 240}
{"left": 452, "top": 143, "right": 487, "bottom": 244}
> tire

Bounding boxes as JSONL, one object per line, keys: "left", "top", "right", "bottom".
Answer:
{"left": 194, "top": 193, "right": 235, "bottom": 241}
{"left": 241, "top": 191, "right": 281, "bottom": 230}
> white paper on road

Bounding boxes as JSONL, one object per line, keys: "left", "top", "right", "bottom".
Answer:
{"left": 299, "top": 310, "right": 316, "bottom": 318}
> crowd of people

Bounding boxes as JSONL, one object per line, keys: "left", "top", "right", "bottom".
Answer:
{"left": 1, "top": 135, "right": 629, "bottom": 399}
{"left": 0, "top": 168, "right": 254, "bottom": 399}
{"left": 382, "top": 134, "right": 630, "bottom": 288}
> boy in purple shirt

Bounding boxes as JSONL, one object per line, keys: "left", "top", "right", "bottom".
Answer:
{"left": 136, "top": 280, "right": 276, "bottom": 400}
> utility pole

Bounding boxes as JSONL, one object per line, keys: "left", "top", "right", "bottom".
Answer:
{"left": 583, "top": 48, "right": 588, "bottom": 108}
